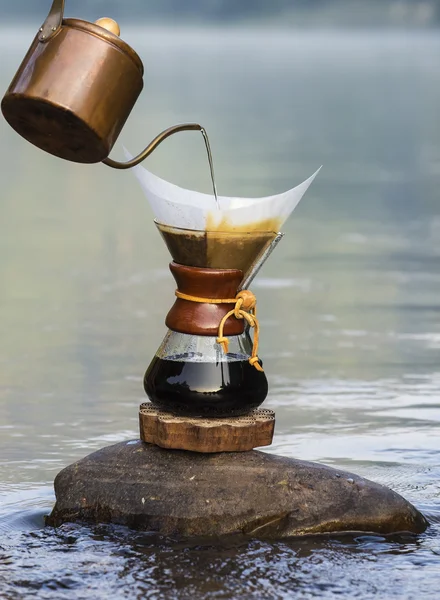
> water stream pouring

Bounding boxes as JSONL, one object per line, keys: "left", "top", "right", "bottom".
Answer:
{"left": 0, "top": 0, "right": 217, "bottom": 201}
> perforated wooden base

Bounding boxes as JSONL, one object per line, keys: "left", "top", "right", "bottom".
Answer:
{"left": 139, "top": 403, "right": 275, "bottom": 453}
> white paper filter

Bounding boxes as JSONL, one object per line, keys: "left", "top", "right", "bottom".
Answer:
{"left": 127, "top": 150, "right": 321, "bottom": 232}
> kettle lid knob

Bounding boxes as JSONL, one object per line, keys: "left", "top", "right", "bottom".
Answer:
{"left": 95, "top": 17, "right": 121, "bottom": 37}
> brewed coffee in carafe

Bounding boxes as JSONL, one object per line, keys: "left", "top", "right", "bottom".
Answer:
{"left": 144, "top": 331, "right": 268, "bottom": 417}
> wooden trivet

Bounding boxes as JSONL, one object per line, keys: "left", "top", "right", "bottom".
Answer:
{"left": 139, "top": 403, "right": 275, "bottom": 453}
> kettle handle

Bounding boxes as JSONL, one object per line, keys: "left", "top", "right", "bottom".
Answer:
{"left": 39, "top": 0, "right": 65, "bottom": 43}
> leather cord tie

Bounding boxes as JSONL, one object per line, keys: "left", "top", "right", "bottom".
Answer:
{"left": 174, "top": 289, "right": 263, "bottom": 372}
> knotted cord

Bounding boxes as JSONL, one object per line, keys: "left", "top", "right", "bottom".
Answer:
{"left": 174, "top": 289, "right": 263, "bottom": 371}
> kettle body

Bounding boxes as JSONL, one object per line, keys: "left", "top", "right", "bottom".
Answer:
{"left": 1, "top": 15, "right": 144, "bottom": 164}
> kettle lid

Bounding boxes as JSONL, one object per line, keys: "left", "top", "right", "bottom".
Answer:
{"left": 62, "top": 18, "right": 144, "bottom": 76}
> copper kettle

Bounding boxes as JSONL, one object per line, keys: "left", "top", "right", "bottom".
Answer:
{"left": 1, "top": 0, "right": 209, "bottom": 170}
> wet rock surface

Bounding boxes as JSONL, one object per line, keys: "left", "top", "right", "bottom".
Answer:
{"left": 47, "top": 440, "right": 428, "bottom": 538}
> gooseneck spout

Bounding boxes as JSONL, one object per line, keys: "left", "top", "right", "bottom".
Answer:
{"left": 103, "top": 123, "right": 219, "bottom": 207}
{"left": 102, "top": 123, "right": 203, "bottom": 170}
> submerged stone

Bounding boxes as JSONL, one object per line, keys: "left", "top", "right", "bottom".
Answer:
{"left": 46, "top": 440, "right": 428, "bottom": 538}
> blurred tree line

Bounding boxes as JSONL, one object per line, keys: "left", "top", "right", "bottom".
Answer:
{"left": 7, "top": 0, "right": 440, "bottom": 25}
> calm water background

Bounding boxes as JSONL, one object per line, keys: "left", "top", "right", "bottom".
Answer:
{"left": 0, "top": 27, "right": 439, "bottom": 599}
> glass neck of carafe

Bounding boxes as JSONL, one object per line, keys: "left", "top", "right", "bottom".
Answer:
{"left": 155, "top": 330, "right": 254, "bottom": 363}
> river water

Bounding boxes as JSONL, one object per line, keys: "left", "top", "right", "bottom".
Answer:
{"left": 0, "top": 27, "right": 439, "bottom": 599}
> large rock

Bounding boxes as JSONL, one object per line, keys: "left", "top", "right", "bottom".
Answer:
{"left": 46, "top": 440, "right": 428, "bottom": 538}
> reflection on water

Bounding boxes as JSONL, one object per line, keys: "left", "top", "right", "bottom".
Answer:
{"left": 0, "top": 27, "right": 439, "bottom": 599}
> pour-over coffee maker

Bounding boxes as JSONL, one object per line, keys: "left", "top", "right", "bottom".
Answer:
{"left": 131, "top": 164, "right": 320, "bottom": 422}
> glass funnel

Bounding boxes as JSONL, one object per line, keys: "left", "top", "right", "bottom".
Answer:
{"left": 144, "top": 330, "right": 268, "bottom": 417}
{"left": 155, "top": 222, "right": 280, "bottom": 285}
